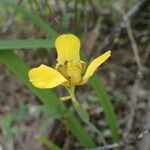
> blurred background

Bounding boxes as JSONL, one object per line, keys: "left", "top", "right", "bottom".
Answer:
{"left": 0, "top": 0, "right": 150, "bottom": 150}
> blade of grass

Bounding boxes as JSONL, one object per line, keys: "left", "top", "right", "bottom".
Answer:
{"left": 0, "top": 39, "right": 54, "bottom": 49}
{"left": 0, "top": 50, "right": 96, "bottom": 148}
{"left": 90, "top": 75, "right": 120, "bottom": 143}
{"left": 37, "top": 135, "right": 61, "bottom": 150}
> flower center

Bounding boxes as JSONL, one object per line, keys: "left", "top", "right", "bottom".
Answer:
{"left": 56, "top": 60, "right": 86, "bottom": 85}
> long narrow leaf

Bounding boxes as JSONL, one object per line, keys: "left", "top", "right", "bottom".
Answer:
{"left": 90, "top": 75, "right": 120, "bottom": 143}
{"left": 0, "top": 50, "right": 96, "bottom": 148}
{"left": 0, "top": 39, "right": 54, "bottom": 49}
{"left": 37, "top": 135, "right": 61, "bottom": 150}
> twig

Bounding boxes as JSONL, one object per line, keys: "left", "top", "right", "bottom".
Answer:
{"left": 137, "top": 90, "right": 150, "bottom": 150}
{"left": 1, "top": 0, "right": 23, "bottom": 34}
{"left": 0, "top": 138, "right": 15, "bottom": 150}
{"left": 143, "top": 46, "right": 150, "bottom": 65}
{"left": 120, "top": 0, "right": 143, "bottom": 76}
{"left": 44, "top": 0, "right": 53, "bottom": 15}
{"left": 98, "top": 0, "right": 149, "bottom": 52}
{"left": 27, "top": 0, "right": 34, "bottom": 13}
{"left": 124, "top": 79, "right": 140, "bottom": 140}
{"left": 80, "top": 142, "right": 124, "bottom": 150}
{"left": 34, "top": 0, "right": 44, "bottom": 17}
{"left": 82, "top": 18, "right": 101, "bottom": 56}
{"left": 81, "top": 129, "right": 150, "bottom": 150}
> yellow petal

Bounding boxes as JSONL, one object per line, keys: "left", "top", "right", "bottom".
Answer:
{"left": 55, "top": 34, "right": 80, "bottom": 64}
{"left": 28, "top": 64, "right": 67, "bottom": 88}
{"left": 80, "top": 50, "right": 111, "bottom": 84}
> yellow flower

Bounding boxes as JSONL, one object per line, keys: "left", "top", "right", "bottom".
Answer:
{"left": 28, "top": 34, "right": 111, "bottom": 89}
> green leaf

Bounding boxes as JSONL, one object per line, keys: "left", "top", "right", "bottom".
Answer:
{"left": 90, "top": 75, "right": 120, "bottom": 146}
{"left": 0, "top": 50, "right": 96, "bottom": 148}
{"left": 37, "top": 135, "right": 61, "bottom": 150}
{"left": 75, "top": 106, "right": 89, "bottom": 123}
{"left": 0, "top": 39, "right": 54, "bottom": 49}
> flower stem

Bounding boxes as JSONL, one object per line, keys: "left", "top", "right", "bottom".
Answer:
{"left": 66, "top": 86, "right": 80, "bottom": 108}
{"left": 60, "top": 95, "right": 71, "bottom": 101}
{"left": 65, "top": 86, "right": 107, "bottom": 145}
{"left": 87, "top": 122, "right": 107, "bottom": 145}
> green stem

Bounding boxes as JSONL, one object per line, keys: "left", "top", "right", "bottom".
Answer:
{"left": 60, "top": 95, "right": 71, "bottom": 101}
{"left": 66, "top": 86, "right": 80, "bottom": 108}
{"left": 66, "top": 86, "right": 107, "bottom": 145}
{"left": 87, "top": 122, "right": 107, "bottom": 145}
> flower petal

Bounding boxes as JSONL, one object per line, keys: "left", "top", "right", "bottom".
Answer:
{"left": 80, "top": 50, "right": 111, "bottom": 84}
{"left": 28, "top": 64, "right": 67, "bottom": 88}
{"left": 55, "top": 34, "right": 80, "bottom": 64}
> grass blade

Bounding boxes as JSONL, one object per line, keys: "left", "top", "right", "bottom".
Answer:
{"left": 0, "top": 50, "right": 96, "bottom": 148}
{"left": 0, "top": 39, "right": 54, "bottom": 49}
{"left": 37, "top": 135, "right": 61, "bottom": 150}
{"left": 90, "top": 75, "right": 120, "bottom": 143}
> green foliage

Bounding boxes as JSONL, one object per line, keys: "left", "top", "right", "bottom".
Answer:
{"left": 37, "top": 135, "right": 61, "bottom": 150}
{"left": 0, "top": 104, "right": 28, "bottom": 140}
{"left": 90, "top": 76, "right": 120, "bottom": 145}
{"left": 0, "top": 39, "right": 54, "bottom": 49}
{"left": 112, "top": 90, "right": 127, "bottom": 102}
